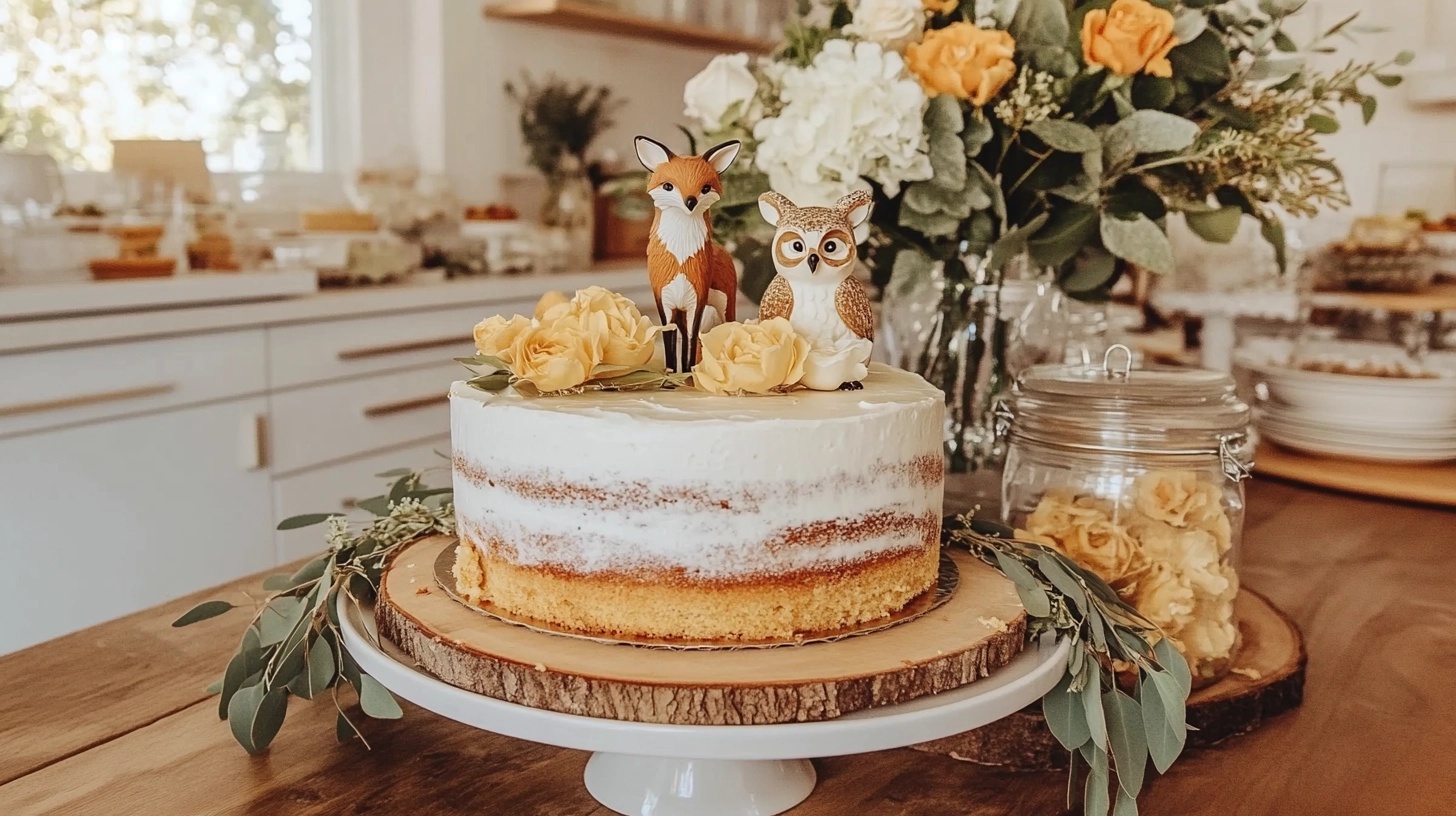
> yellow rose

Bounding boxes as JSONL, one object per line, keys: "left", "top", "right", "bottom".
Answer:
{"left": 549, "top": 286, "right": 662, "bottom": 369}
{"left": 1080, "top": 0, "right": 1178, "bottom": 78}
{"left": 473, "top": 314, "right": 533, "bottom": 363}
{"left": 905, "top": 22, "right": 1017, "bottom": 105}
{"left": 507, "top": 321, "right": 602, "bottom": 393}
{"left": 1180, "top": 598, "right": 1238, "bottom": 665}
{"left": 1131, "top": 471, "right": 1223, "bottom": 528}
{"left": 692, "top": 318, "right": 809, "bottom": 395}
{"left": 923, "top": 0, "right": 958, "bottom": 12}
{"left": 533, "top": 290, "right": 570, "bottom": 321}
{"left": 1024, "top": 491, "right": 1141, "bottom": 583}
{"left": 1130, "top": 561, "right": 1197, "bottom": 635}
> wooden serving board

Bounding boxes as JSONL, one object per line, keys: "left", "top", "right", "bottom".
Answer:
{"left": 912, "top": 589, "right": 1306, "bottom": 769}
{"left": 1308, "top": 284, "right": 1456, "bottom": 314}
{"left": 1256, "top": 442, "right": 1456, "bottom": 509}
{"left": 375, "top": 536, "right": 1028, "bottom": 726}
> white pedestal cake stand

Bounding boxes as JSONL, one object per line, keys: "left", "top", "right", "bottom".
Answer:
{"left": 339, "top": 598, "right": 1069, "bottom": 816}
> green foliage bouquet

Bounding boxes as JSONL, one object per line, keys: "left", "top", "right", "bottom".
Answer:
{"left": 674, "top": 0, "right": 1409, "bottom": 300}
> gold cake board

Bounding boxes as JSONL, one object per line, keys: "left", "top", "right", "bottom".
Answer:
{"left": 374, "top": 535, "right": 1029, "bottom": 727}
{"left": 912, "top": 589, "right": 1307, "bottom": 769}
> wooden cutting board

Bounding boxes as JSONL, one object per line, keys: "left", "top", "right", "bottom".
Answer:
{"left": 1255, "top": 442, "right": 1456, "bottom": 509}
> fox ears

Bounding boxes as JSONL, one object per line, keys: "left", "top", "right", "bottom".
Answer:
{"left": 758, "top": 189, "right": 874, "bottom": 244}
{"left": 634, "top": 136, "right": 741, "bottom": 175}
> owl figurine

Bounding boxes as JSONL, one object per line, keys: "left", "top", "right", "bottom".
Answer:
{"left": 757, "top": 190, "right": 876, "bottom": 391}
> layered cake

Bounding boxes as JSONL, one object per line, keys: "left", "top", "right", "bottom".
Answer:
{"left": 450, "top": 363, "right": 946, "bottom": 642}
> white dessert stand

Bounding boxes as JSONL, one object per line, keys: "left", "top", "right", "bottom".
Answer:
{"left": 340, "top": 598, "right": 1069, "bottom": 816}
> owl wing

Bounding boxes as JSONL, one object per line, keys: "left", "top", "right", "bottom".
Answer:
{"left": 758, "top": 275, "right": 794, "bottom": 322}
{"left": 835, "top": 277, "right": 874, "bottom": 341}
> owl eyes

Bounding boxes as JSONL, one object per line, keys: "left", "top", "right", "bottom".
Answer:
{"left": 792, "top": 240, "right": 805, "bottom": 253}
{"left": 819, "top": 233, "right": 853, "bottom": 262}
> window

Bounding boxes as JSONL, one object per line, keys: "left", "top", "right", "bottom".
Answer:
{"left": 0, "top": 0, "right": 315, "bottom": 172}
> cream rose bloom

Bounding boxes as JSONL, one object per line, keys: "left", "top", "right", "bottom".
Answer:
{"left": 550, "top": 286, "right": 660, "bottom": 368}
{"left": 693, "top": 318, "right": 809, "bottom": 395}
{"left": 684, "top": 53, "right": 760, "bottom": 131}
{"left": 533, "top": 290, "right": 570, "bottom": 321}
{"left": 1131, "top": 561, "right": 1197, "bottom": 635}
{"left": 1024, "top": 491, "right": 1141, "bottom": 583}
{"left": 847, "top": 0, "right": 927, "bottom": 51}
{"left": 1132, "top": 471, "right": 1224, "bottom": 528}
{"left": 507, "top": 321, "right": 601, "bottom": 393}
{"left": 1180, "top": 599, "right": 1238, "bottom": 664}
{"left": 473, "top": 314, "right": 533, "bottom": 363}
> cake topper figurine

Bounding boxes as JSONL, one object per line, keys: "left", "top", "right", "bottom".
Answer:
{"left": 635, "top": 135, "right": 741, "bottom": 373}
{"left": 757, "top": 190, "right": 876, "bottom": 391}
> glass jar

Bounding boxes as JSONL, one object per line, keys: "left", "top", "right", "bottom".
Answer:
{"left": 1000, "top": 345, "right": 1252, "bottom": 686}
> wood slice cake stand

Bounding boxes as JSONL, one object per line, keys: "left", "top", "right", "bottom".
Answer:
{"left": 1256, "top": 442, "right": 1456, "bottom": 509}
{"left": 341, "top": 535, "right": 1072, "bottom": 816}
{"left": 912, "top": 589, "right": 1306, "bottom": 770}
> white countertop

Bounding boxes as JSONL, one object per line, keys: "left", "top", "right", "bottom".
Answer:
{"left": 0, "top": 264, "right": 648, "bottom": 355}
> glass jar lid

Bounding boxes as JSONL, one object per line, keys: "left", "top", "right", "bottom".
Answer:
{"left": 1005, "top": 345, "right": 1251, "bottom": 468}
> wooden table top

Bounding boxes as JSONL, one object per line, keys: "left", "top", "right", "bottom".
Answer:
{"left": 3, "top": 478, "right": 1453, "bottom": 815}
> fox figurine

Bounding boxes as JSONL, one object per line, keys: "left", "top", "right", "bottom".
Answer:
{"left": 634, "top": 135, "right": 741, "bottom": 373}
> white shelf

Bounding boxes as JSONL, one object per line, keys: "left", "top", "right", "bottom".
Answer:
{"left": 0, "top": 269, "right": 319, "bottom": 321}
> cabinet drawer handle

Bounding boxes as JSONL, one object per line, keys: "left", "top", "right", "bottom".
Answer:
{"left": 337, "top": 335, "right": 475, "bottom": 361}
{"left": 362, "top": 394, "right": 445, "bottom": 418}
{"left": 0, "top": 383, "right": 176, "bottom": 418}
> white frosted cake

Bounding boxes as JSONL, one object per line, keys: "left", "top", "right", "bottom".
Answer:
{"left": 450, "top": 363, "right": 946, "bottom": 641}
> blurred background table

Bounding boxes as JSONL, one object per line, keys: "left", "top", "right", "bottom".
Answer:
{"left": 1, "top": 478, "right": 1452, "bottom": 815}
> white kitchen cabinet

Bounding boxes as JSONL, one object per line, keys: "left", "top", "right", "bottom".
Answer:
{"left": 272, "top": 436, "right": 450, "bottom": 563}
{"left": 0, "top": 397, "right": 275, "bottom": 654}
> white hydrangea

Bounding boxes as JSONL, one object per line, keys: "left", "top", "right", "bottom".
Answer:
{"left": 752, "top": 40, "right": 932, "bottom": 206}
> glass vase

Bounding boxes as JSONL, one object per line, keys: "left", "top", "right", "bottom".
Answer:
{"left": 882, "top": 252, "right": 1066, "bottom": 473}
{"left": 539, "top": 156, "right": 596, "bottom": 272}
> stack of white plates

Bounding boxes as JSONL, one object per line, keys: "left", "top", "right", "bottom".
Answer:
{"left": 1236, "top": 341, "right": 1456, "bottom": 463}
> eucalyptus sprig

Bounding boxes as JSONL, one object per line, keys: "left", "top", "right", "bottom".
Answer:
{"left": 942, "top": 515, "right": 1193, "bottom": 816}
{"left": 172, "top": 470, "right": 456, "bottom": 754}
{"left": 455, "top": 352, "right": 692, "bottom": 396}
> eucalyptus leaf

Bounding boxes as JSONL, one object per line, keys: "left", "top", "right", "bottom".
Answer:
{"left": 1154, "top": 637, "right": 1193, "bottom": 697}
{"left": 337, "top": 710, "right": 362, "bottom": 743}
{"left": 276, "top": 513, "right": 344, "bottom": 531}
{"left": 1184, "top": 207, "right": 1243, "bottom": 244}
{"left": 1114, "top": 787, "right": 1140, "bottom": 816}
{"left": 228, "top": 684, "right": 289, "bottom": 755}
{"left": 259, "top": 596, "right": 306, "bottom": 647}
{"left": 289, "top": 555, "right": 330, "bottom": 588}
{"left": 1085, "top": 744, "right": 1111, "bottom": 816}
{"left": 964, "top": 112, "right": 995, "bottom": 157}
{"left": 218, "top": 627, "right": 263, "bottom": 720}
{"left": 1087, "top": 604, "right": 1109, "bottom": 653}
{"left": 1173, "top": 9, "right": 1207, "bottom": 44}
{"left": 1104, "top": 690, "right": 1148, "bottom": 796}
{"left": 1028, "top": 119, "right": 1101, "bottom": 153}
{"left": 1305, "top": 114, "right": 1340, "bottom": 134}
{"left": 206, "top": 678, "right": 224, "bottom": 694}
{"left": 466, "top": 371, "right": 513, "bottom": 392}
{"left": 1036, "top": 553, "right": 1088, "bottom": 615}
{"left": 1259, "top": 215, "right": 1288, "bottom": 272}
{"left": 1043, "top": 671, "right": 1093, "bottom": 750}
{"left": 1082, "top": 672, "right": 1108, "bottom": 751}
{"left": 171, "top": 600, "right": 234, "bottom": 627}
{"left": 994, "top": 551, "right": 1039, "bottom": 591}
{"left": 1395, "top": 49, "right": 1415, "bottom": 66}
{"left": 1060, "top": 250, "right": 1119, "bottom": 294}
{"left": 1030, "top": 204, "right": 1100, "bottom": 268}
{"left": 1015, "top": 580, "right": 1053, "bottom": 617}
{"left": 1100, "top": 213, "right": 1175, "bottom": 275}
{"left": 287, "top": 638, "right": 337, "bottom": 700}
{"left": 989, "top": 214, "right": 1049, "bottom": 271}
{"left": 358, "top": 673, "right": 404, "bottom": 719}
{"left": 355, "top": 496, "right": 393, "bottom": 516}
{"left": 1361, "top": 97, "right": 1378, "bottom": 125}
{"left": 1139, "top": 675, "right": 1186, "bottom": 773}
{"left": 1009, "top": 0, "right": 1070, "bottom": 48}
{"left": 262, "top": 574, "right": 294, "bottom": 592}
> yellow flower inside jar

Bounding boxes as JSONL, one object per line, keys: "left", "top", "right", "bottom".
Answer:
{"left": 906, "top": 22, "right": 1018, "bottom": 106}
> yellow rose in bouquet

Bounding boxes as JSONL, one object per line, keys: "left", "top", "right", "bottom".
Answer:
{"left": 693, "top": 318, "right": 809, "bottom": 395}
{"left": 473, "top": 314, "right": 534, "bottom": 364}
{"left": 1081, "top": 0, "right": 1178, "bottom": 78}
{"left": 906, "top": 22, "right": 1017, "bottom": 105}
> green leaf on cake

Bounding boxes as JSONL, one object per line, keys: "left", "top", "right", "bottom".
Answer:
{"left": 172, "top": 600, "right": 235, "bottom": 627}
{"left": 466, "top": 371, "right": 513, "bottom": 393}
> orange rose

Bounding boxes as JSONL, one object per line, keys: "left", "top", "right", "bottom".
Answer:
{"left": 1081, "top": 0, "right": 1179, "bottom": 78}
{"left": 905, "top": 22, "right": 1017, "bottom": 106}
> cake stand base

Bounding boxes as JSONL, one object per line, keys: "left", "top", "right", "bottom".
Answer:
{"left": 339, "top": 592, "right": 1069, "bottom": 816}
{"left": 584, "top": 754, "right": 816, "bottom": 816}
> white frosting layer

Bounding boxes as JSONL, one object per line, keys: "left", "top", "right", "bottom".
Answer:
{"left": 450, "top": 363, "right": 945, "bottom": 579}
